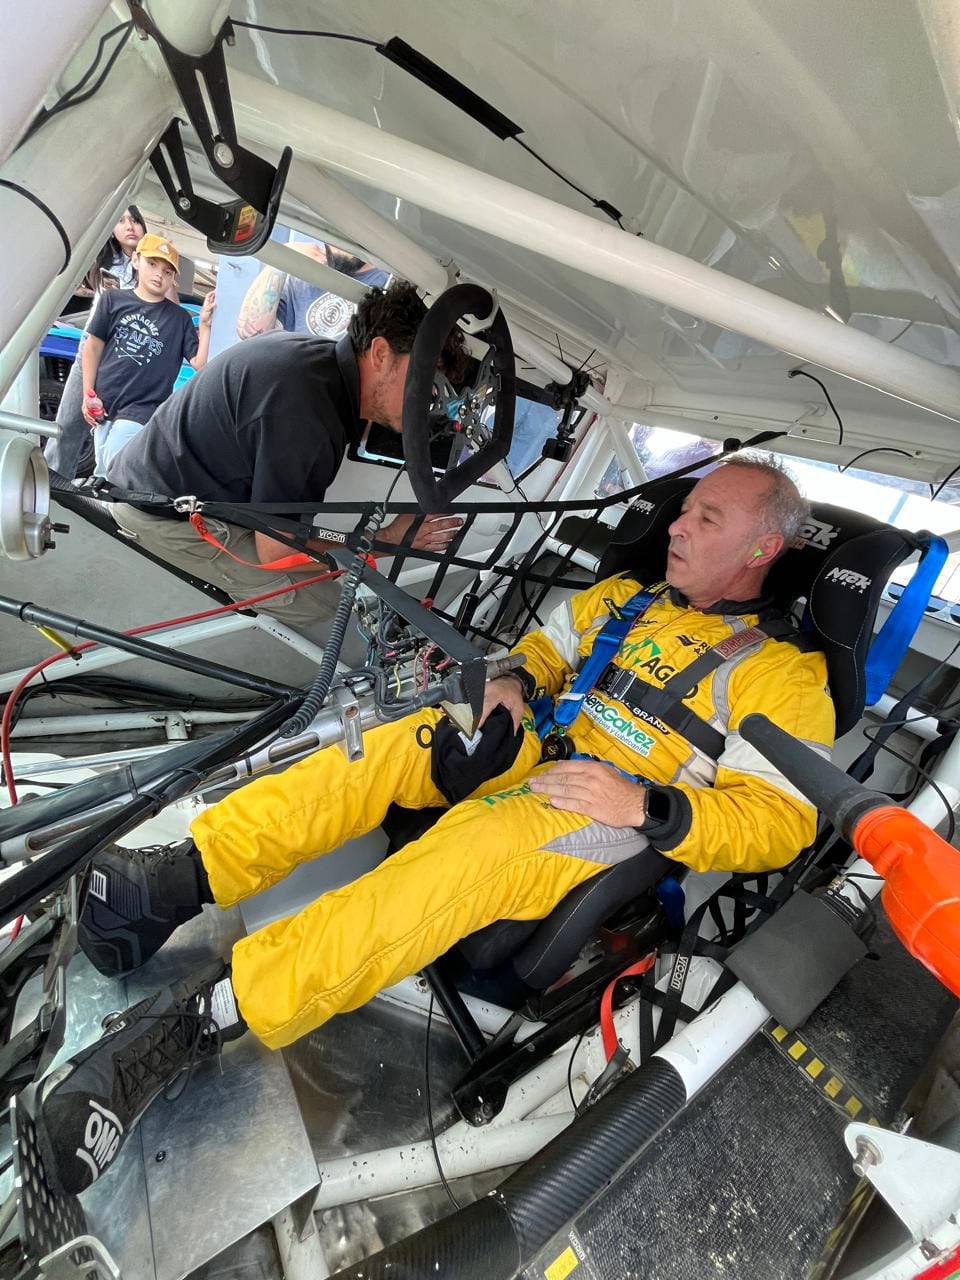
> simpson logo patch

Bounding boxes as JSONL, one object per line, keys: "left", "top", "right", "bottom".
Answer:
{"left": 711, "top": 627, "right": 767, "bottom": 660}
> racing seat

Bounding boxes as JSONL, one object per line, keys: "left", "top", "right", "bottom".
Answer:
{"left": 382, "top": 476, "right": 938, "bottom": 1114}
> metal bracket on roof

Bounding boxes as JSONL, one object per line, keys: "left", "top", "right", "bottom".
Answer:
{"left": 130, "top": 4, "right": 290, "bottom": 256}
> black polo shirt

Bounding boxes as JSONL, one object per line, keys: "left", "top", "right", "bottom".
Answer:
{"left": 108, "top": 332, "right": 362, "bottom": 509}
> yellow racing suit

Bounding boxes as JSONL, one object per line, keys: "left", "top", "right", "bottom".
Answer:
{"left": 191, "top": 575, "right": 834, "bottom": 1049}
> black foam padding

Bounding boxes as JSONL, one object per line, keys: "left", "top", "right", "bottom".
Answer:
{"left": 726, "top": 890, "right": 867, "bottom": 1030}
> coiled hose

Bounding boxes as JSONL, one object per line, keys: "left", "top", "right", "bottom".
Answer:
{"left": 279, "top": 506, "right": 385, "bottom": 738}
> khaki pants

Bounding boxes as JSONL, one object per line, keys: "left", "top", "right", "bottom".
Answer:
{"left": 112, "top": 503, "right": 364, "bottom": 660}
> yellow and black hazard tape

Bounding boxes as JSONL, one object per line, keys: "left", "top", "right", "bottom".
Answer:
{"left": 764, "top": 1020, "right": 880, "bottom": 1126}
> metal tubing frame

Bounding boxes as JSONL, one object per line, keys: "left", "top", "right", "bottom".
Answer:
{"left": 0, "top": 596, "right": 297, "bottom": 700}
{"left": 231, "top": 71, "right": 960, "bottom": 423}
{"left": 10, "top": 709, "right": 255, "bottom": 738}
{"left": 0, "top": 0, "right": 114, "bottom": 166}
{"left": 253, "top": 238, "right": 370, "bottom": 304}
{"left": 283, "top": 160, "right": 615, "bottom": 413}
{"left": 0, "top": 409, "right": 58, "bottom": 444}
{"left": 0, "top": 20, "right": 181, "bottom": 361}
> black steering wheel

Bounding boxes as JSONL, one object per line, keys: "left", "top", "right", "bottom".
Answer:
{"left": 402, "top": 284, "right": 516, "bottom": 511}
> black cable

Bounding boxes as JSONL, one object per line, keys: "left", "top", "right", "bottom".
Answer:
{"left": 860, "top": 725, "right": 956, "bottom": 842}
{"left": 787, "top": 369, "right": 844, "bottom": 448}
{"left": 839, "top": 447, "right": 913, "bottom": 474}
{"left": 230, "top": 19, "right": 629, "bottom": 227}
{"left": 21, "top": 23, "right": 134, "bottom": 144}
{"left": 229, "top": 19, "right": 379, "bottom": 46}
{"left": 0, "top": 181, "right": 70, "bottom": 273}
{"left": 566, "top": 1029, "right": 588, "bottom": 1110}
{"left": 59, "top": 22, "right": 132, "bottom": 103}
{"left": 512, "top": 139, "right": 625, "bottom": 226}
{"left": 425, "top": 995, "right": 462, "bottom": 1210}
{"left": 931, "top": 462, "right": 960, "bottom": 501}
{"left": 279, "top": 469, "right": 405, "bottom": 738}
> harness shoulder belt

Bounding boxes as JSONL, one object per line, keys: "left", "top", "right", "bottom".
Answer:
{"left": 594, "top": 616, "right": 799, "bottom": 762}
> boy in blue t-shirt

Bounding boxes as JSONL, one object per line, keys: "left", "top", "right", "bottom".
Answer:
{"left": 82, "top": 234, "right": 215, "bottom": 474}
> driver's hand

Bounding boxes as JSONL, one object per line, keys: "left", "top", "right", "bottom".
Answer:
{"left": 380, "top": 513, "right": 463, "bottom": 551}
{"left": 479, "top": 675, "right": 526, "bottom": 732}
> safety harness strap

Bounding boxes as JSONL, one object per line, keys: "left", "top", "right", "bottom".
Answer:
{"left": 189, "top": 512, "right": 318, "bottom": 572}
{"left": 593, "top": 616, "right": 799, "bottom": 763}
{"left": 660, "top": 616, "right": 799, "bottom": 698}
{"left": 543, "top": 583, "right": 667, "bottom": 738}
{"left": 865, "top": 532, "right": 948, "bottom": 706}
{"left": 595, "top": 666, "right": 726, "bottom": 761}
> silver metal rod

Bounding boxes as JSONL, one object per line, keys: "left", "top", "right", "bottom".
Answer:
{"left": 10, "top": 710, "right": 255, "bottom": 738}
{"left": 0, "top": 408, "right": 60, "bottom": 442}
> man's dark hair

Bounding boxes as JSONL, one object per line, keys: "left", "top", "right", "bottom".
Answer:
{"left": 349, "top": 279, "right": 465, "bottom": 380}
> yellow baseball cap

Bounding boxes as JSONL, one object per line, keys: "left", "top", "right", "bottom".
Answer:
{"left": 135, "top": 233, "right": 180, "bottom": 274}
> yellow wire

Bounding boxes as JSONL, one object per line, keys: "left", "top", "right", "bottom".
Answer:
{"left": 33, "top": 625, "right": 76, "bottom": 656}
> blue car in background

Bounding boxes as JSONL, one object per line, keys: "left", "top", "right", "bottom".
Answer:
{"left": 37, "top": 303, "right": 201, "bottom": 421}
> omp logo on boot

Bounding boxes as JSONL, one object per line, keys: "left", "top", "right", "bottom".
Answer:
{"left": 825, "top": 567, "right": 871, "bottom": 592}
{"left": 583, "top": 695, "right": 656, "bottom": 756}
{"left": 796, "top": 517, "right": 839, "bottom": 551}
{"left": 76, "top": 1101, "right": 123, "bottom": 1179}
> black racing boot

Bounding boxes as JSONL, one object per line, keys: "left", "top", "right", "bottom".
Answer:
{"left": 37, "top": 960, "right": 245, "bottom": 1194}
{"left": 78, "top": 839, "right": 213, "bottom": 976}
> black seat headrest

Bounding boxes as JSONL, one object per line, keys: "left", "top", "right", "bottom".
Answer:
{"left": 596, "top": 476, "right": 924, "bottom": 736}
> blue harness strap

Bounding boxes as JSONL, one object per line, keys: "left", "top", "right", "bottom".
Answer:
{"left": 538, "top": 585, "right": 664, "bottom": 741}
{"left": 865, "top": 533, "right": 948, "bottom": 705}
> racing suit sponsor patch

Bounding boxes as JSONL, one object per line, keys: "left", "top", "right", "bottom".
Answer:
{"left": 583, "top": 694, "right": 656, "bottom": 756}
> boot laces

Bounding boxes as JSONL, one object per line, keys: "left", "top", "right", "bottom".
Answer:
{"left": 115, "top": 982, "right": 222, "bottom": 1113}
{"left": 118, "top": 841, "right": 191, "bottom": 867}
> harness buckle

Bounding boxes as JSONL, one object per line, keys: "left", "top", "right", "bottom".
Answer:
{"left": 540, "top": 732, "right": 574, "bottom": 761}
{"left": 172, "top": 495, "right": 201, "bottom": 514}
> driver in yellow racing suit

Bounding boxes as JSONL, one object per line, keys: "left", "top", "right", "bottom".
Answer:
{"left": 40, "top": 457, "right": 834, "bottom": 1195}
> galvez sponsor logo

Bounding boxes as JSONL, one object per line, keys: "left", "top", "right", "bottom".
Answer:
{"left": 583, "top": 694, "right": 656, "bottom": 756}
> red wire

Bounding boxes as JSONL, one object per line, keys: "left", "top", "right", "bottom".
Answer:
{"left": 1, "top": 567, "right": 340, "bottom": 807}
{"left": 0, "top": 569, "right": 340, "bottom": 939}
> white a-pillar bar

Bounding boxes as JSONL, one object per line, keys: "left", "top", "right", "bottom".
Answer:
{"left": 0, "top": 0, "right": 239, "bottom": 373}
{"left": 231, "top": 71, "right": 960, "bottom": 424}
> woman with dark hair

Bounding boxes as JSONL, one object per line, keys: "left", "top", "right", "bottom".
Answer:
{"left": 82, "top": 206, "right": 147, "bottom": 292}
{"left": 46, "top": 206, "right": 179, "bottom": 479}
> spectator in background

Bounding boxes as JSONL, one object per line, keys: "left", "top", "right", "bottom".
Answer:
{"left": 82, "top": 235, "right": 214, "bottom": 474}
{"left": 45, "top": 207, "right": 179, "bottom": 480}
{"left": 236, "top": 238, "right": 388, "bottom": 341}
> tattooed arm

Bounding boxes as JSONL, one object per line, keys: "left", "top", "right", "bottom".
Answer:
{"left": 236, "top": 266, "right": 287, "bottom": 339}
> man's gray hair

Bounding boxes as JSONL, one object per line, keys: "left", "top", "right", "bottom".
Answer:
{"left": 719, "top": 454, "right": 810, "bottom": 547}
